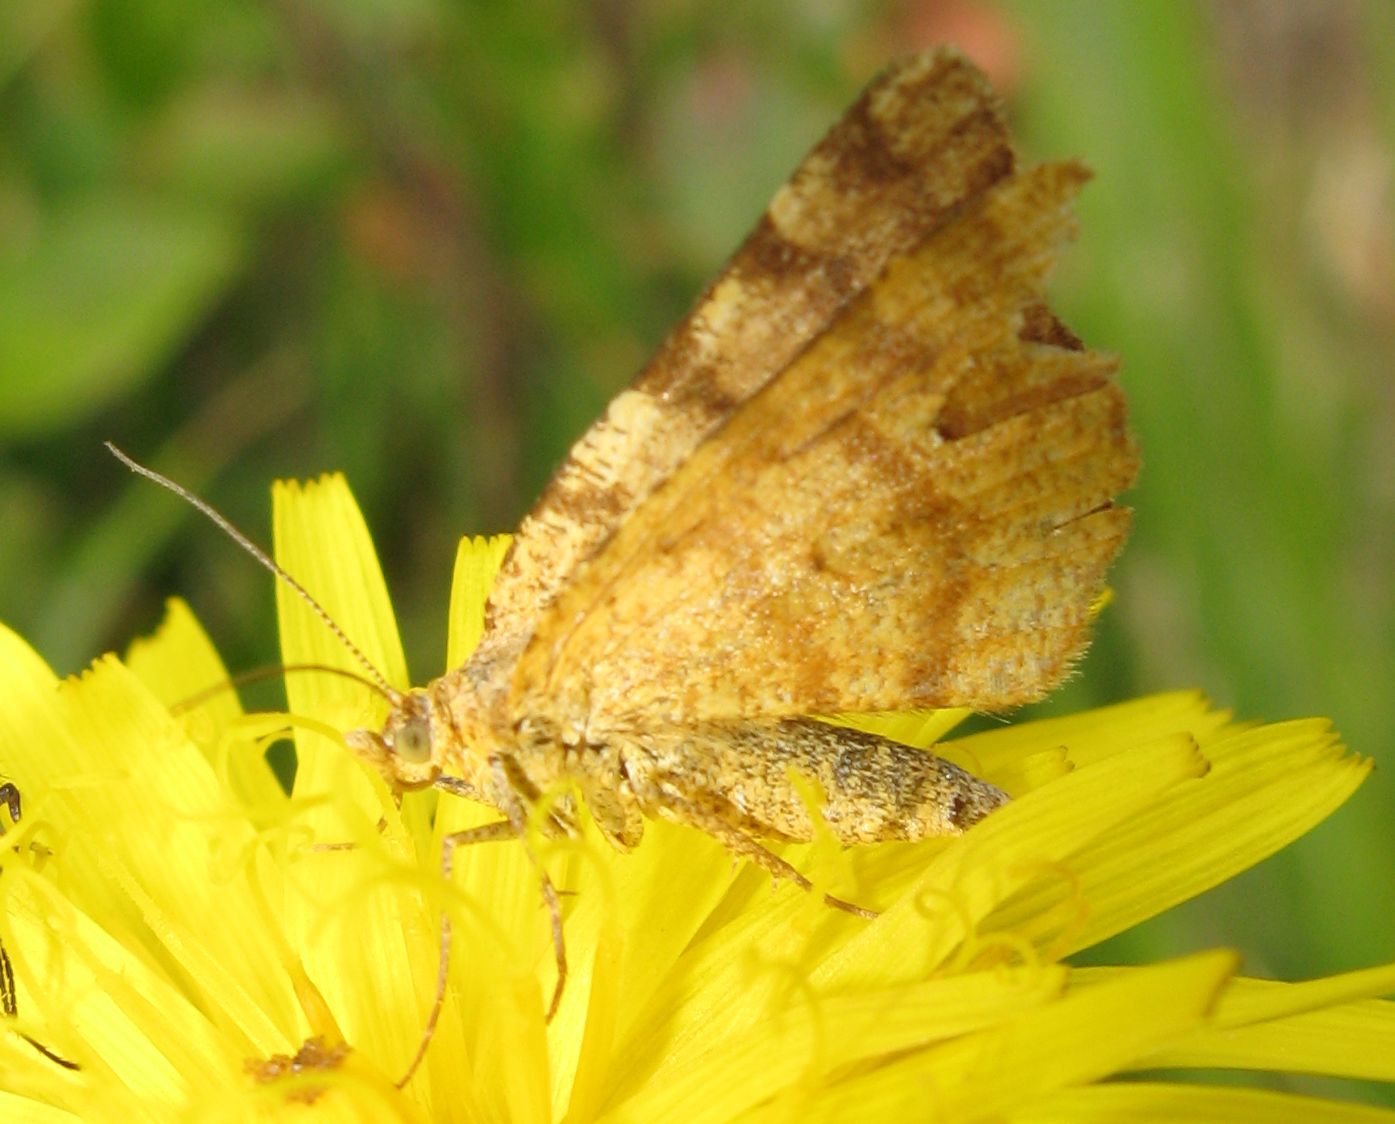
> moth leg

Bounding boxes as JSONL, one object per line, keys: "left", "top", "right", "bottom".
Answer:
{"left": 396, "top": 818, "right": 517, "bottom": 1090}
{"left": 397, "top": 760, "right": 569, "bottom": 1089}
{"left": 632, "top": 775, "right": 876, "bottom": 920}
{"left": 482, "top": 755, "right": 569, "bottom": 1024}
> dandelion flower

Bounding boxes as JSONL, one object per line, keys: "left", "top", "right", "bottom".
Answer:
{"left": 1, "top": 473, "right": 1393, "bottom": 1121}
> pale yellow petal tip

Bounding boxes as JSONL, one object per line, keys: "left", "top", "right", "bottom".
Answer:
{"left": 271, "top": 471, "right": 351, "bottom": 501}
{"left": 446, "top": 533, "right": 512, "bottom": 667}
{"left": 271, "top": 471, "right": 408, "bottom": 700}
{"left": 123, "top": 597, "right": 235, "bottom": 712}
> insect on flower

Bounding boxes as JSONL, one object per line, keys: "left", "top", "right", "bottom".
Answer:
{"left": 110, "top": 47, "right": 1136, "bottom": 1085}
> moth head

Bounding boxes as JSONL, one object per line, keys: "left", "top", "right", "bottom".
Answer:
{"left": 345, "top": 688, "right": 447, "bottom": 793}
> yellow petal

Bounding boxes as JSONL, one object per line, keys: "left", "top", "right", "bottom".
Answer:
{"left": 788, "top": 951, "right": 1237, "bottom": 1122}
{"left": 446, "top": 534, "right": 512, "bottom": 668}
{"left": 269, "top": 476, "right": 439, "bottom": 1092}
{"left": 953, "top": 690, "right": 1234, "bottom": 774}
{"left": 985, "top": 720, "right": 1369, "bottom": 952}
{"left": 123, "top": 597, "right": 285, "bottom": 814}
{"left": 819, "top": 707, "right": 971, "bottom": 748}
{"left": 611, "top": 965, "right": 1069, "bottom": 1121}
{"left": 815, "top": 732, "right": 1210, "bottom": 991}
{"left": 1008, "top": 1082, "right": 1395, "bottom": 1123}
{"left": 0, "top": 627, "right": 314, "bottom": 1116}
{"left": 124, "top": 597, "right": 240, "bottom": 731}
{"left": 1070, "top": 965, "right": 1395, "bottom": 1082}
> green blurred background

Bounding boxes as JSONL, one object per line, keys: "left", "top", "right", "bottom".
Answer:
{"left": 2, "top": 0, "right": 1392, "bottom": 1087}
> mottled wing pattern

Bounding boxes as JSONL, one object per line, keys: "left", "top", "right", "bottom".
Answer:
{"left": 513, "top": 160, "right": 1137, "bottom": 734}
{"left": 474, "top": 50, "right": 1013, "bottom": 681}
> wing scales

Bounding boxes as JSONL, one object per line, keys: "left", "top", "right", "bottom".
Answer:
{"left": 509, "top": 162, "right": 1137, "bottom": 735}
{"left": 472, "top": 51, "right": 1013, "bottom": 687}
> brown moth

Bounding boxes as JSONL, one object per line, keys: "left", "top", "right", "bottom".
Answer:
{"left": 345, "top": 47, "right": 1135, "bottom": 874}
{"left": 112, "top": 46, "right": 1136, "bottom": 1078}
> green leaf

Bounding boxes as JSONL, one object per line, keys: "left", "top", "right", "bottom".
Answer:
{"left": 0, "top": 197, "right": 244, "bottom": 436}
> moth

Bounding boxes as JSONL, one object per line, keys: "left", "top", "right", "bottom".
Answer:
{"left": 343, "top": 48, "right": 1135, "bottom": 866}
{"left": 114, "top": 46, "right": 1136, "bottom": 1072}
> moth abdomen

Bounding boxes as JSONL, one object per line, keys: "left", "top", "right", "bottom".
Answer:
{"left": 625, "top": 717, "right": 1007, "bottom": 849}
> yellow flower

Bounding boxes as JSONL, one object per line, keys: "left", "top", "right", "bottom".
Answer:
{"left": 2, "top": 472, "right": 1394, "bottom": 1120}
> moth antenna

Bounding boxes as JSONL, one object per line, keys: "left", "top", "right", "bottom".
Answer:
{"left": 105, "top": 443, "right": 398, "bottom": 701}
{"left": 170, "top": 663, "right": 397, "bottom": 716}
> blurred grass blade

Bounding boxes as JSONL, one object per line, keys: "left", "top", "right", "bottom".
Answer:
{"left": 0, "top": 197, "right": 244, "bottom": 437}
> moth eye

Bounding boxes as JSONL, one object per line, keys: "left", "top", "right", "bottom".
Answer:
{"left": 395, "top": 715, "right": 432, "bottom": 764}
